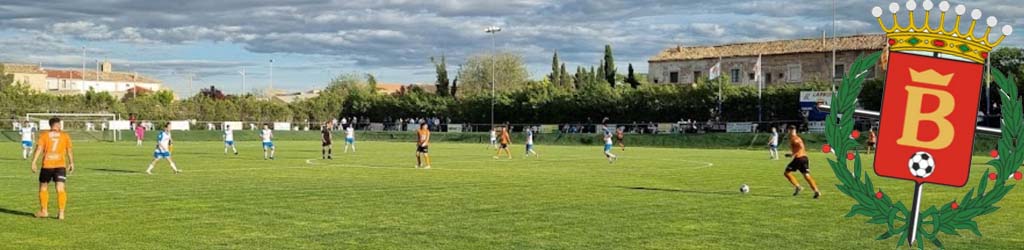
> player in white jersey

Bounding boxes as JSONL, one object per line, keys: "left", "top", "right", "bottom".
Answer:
{"left": 19, "top": 121, "right": 34, "bottom": 160}
{"left": 601, "top": 121, "right": 617, "bottom": 163}
{"left": 146, "top": 123, "right": 181, "bottom": 174}
{"left": 260, "top": 124, "right": 276, "bottom": 160}
{"left": 525, "top": 127, "right": 539, "bottom": 158}
{"left": 767, "top": 127, "right": 780, "bottom": 160}
{"left": 224, "top": 124, "right": 238, "bottom": 155}
{"left": 489, "top": 129, "right": 498, "bottom": 149}
{"left": 344, "top": 125, "right": 356, "bottom": 153}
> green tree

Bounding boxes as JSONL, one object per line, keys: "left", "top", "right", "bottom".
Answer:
{"left": 456, "top": 52, "right": 530, "bottom": 96}
{"left": 450, "top": 76, "right": 459, "bottom": 98}
{"left": 432, "top": 56, "right": 450, "bottom": 97}
{"left": 603, "top": 44, "right": 617, "bottom": 88}
{"left": 550, "top": 51, "right": 561, "bottom": 86}
{"left": 0, "top": 64, "right": 13, "bottom": 89}
{"left": 559, "top": 63, "right": 572, "bottom": 89}
{"left": 366, "top": 74, "right": 378, "bottom": 94}
{"left": 625, "top": 63, "right": 640, "bottom": 89}
{"left": 992, "top": 47, "right": 1024, "bottom": 79}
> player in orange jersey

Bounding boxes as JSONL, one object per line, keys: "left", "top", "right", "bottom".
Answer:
{"left": 30, "top": 117, "right": 75, "bottom": 220}
{"left": 784, "top": 125, "right": 820, "bottom": 199}
{"left": 867, "top": 127, "right": 877, "bottom": 154}
{"left": 494, "top": 126, "right": 512, "bottom": 160}
{"left": 416, "top": 122, "right": 431, "bottom": 169}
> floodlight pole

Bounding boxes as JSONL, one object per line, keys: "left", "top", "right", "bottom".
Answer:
{"left": 269, "top": 59, "right": 274, "bottom": 96}
{"left": 240, "top": 67, "right": 247, "bottom": 95}
{"left": 486, "top": 26, "right": 502, "bottom": 131}
{"left": 81, "top": 46, "right": 86, "bottom": 83}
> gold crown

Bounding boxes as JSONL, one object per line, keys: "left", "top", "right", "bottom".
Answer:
{"left": 873, "top": 0, "right": 1014, "bottom": 63}
{"left": 909, "top": 68, "right": 954, "bottom": 86}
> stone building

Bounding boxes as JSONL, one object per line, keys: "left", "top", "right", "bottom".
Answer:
{"left": 648, "top": 34, "right": 887, "bottom": 86}
{"left": 0, "top": 61, "right": 164, "bottom": 97}
{"left": 0, "top": 63, "right": 48, "bottom": 90}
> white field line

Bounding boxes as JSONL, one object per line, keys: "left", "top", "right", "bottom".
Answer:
{"left": 0, "top": 154, "right": 714, "bottom": 179}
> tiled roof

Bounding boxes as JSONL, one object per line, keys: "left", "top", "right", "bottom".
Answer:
{"left": 650, "top": 34, "right": 887, "bottom": 62}
{"left": 1, "top": 63, "right": 46, "bottom": 74}
{"left": 45, "top": 69, "right": 162, "bottom": 83}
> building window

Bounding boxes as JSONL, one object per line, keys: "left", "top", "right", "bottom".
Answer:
{"left": 786, "top": 64, "right": 802, "bottom": 83}
{"left": 693, "top": 71, "right": 702, "bottom": 82}
{"left": 834, "top": 64, "right": 846, "bottom": 79}
{"left": 731, "top": 69, "right": 741, "bottom": 83}
{"left": 765, "top": 73, "right": 773, "bottom": 84}
{"left": 748, "top": 73, "right": 755, "bottom": 81}
{"left": 669, "top": 71, "right": 679, "bottom": 83}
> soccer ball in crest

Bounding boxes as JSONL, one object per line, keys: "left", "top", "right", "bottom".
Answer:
{"left": 908, "top": 152, "right": 936, "bottom": 178}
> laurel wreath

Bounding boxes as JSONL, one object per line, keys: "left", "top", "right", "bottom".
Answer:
{"left": 825, "top": 51, "right": 1022, "bottom": 249}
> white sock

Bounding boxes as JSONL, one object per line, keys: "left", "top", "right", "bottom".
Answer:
{"left": 146, "top": 164, "right": 154, "bottom": 172}
{"left": 170, "top": 163, "right": 179, "bottom": 172}
{"left": 264, "top": 151, "right": 268, "bottom": 158}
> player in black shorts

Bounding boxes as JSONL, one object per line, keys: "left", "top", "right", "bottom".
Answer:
{"left": 321, "top": 121, "right": 333, "bottom": 160}
{"left": 416, "top": 123, "right": 431, "bottom": 169}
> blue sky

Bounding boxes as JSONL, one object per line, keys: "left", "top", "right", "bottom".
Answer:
{"left": 1, "top": 0, "right": 1022, "bottom": 95}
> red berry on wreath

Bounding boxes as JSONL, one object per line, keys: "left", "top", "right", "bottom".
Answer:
{"left": 989, "top": 172, "right": 998, "bottom": 181}
{"left": 851, "top": 130, "right": 861, "bottom": 139}
{"left": 847, "top": 152, "right": 855, "bottom": 160}
{"left": 822, "top": 144, "right": 832, "bottom": 153}
{"left": 1014, "top": 171, "right": 1022, "bottom": 181}
{"left": 876, "top": 191, "right": 883, "bottom": 200}
{"left": 990, "top": 150, "right": 999, "bottom": 158}
{"left": 951, "top": 201, "right": 959, "bottom": 210}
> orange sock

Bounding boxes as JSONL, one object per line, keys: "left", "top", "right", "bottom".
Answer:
{"left": 39, "top": 191, "right": 49, "bottom": 211}
{"left": 784, "top": 172, "right": 800, "bottom": 187}
{"left": 804, "top": 175, "right": 820, "bottom": 192}
{"left": 57, "top": 191, "right": 67, "bottom": 210}
{"left": 425, "top": 155, "right": 431, "bottom": 166}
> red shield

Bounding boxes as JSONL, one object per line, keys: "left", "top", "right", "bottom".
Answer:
{"left": 874, "top": 52, "right": 983, "bottom": 187}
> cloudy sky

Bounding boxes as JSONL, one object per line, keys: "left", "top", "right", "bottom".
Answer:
{"left": 1, "top": 0, "right": 1023, "bottom": 95}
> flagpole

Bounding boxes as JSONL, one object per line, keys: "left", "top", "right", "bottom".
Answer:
{"left": 757, "top": 54, "right": 763, "bottom": 123}
{"left": 718, "top": 57, "right": 723, "bottom": 120}
{"left": 831, "top": 0, "right": 838, "bottom": 93}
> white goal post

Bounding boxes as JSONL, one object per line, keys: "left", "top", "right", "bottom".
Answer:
{"left": 26, "top": 113, "right": 125, "bottom": 141}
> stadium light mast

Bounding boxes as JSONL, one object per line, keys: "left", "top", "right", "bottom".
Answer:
{"left": 269, "top": 59, "right": 274, "bottom": 96}
{"left": 81, "top": 46, "right": 86, "bottom": 83}
{"left": 485, "top": 26, "right": 502, "bottom": 130}
{"left": 240, "top": 67, "right": 247, "bottom": 95}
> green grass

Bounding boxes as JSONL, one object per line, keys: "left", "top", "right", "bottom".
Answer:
{"left": 1, "top": 130, "right": 1005, "bottom": 155}
{"left": 0, "top": 140, "right": 1021, "bottom": 249}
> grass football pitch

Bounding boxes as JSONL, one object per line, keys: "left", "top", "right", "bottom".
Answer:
{"left": 0, "top": 140, "right": 1021, "bottom": 249}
